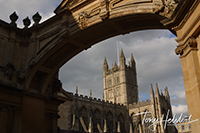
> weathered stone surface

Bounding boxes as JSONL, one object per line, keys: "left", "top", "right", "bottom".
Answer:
{"left": 0, "top": 0, "right": 199, "bottom": 132}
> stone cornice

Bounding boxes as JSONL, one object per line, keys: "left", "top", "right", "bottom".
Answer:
{"left": 172, "top": 0, "right": 200, "bottom": 31}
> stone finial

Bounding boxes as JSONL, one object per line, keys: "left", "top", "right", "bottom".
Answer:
{"left": 131, "top": 53, "right": 134, "bottom": 61}
{"left": 165, "top": 86, "right": 170, "bottom": 99}
{"left": 9, "top": 11, "right": 19, "bottom": 27}
{"left": 23, "top": 17, "right": 31, "bottom": 29}
{"left": 90, "top": 89, "right": 92, "bottom": 98}
{"left": 76, "top": 86, "right": 78, "bottom": 94}
{"left": 150, "top": 84, "right": 154, "bottom": 96}
{"left": 32, "top": 12, "right": 42, "bottom": 26}
{"left": 120, "top": 49, "right": 125, "bottom": 58}
{"left": 103, "top": 57, "right": 108, "bottom": 68}
{"left": 130, "top": 53, "right": 135, "bottom": 67}
{"left": 114, "top": 60, "right": 117, "bottom": 67}
{"left": 156, "top": 83, "right": 160, "bottom": 95}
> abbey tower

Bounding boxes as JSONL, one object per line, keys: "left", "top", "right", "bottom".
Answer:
{"left": 103, "top": 49, "right": 138, "bottom": 105}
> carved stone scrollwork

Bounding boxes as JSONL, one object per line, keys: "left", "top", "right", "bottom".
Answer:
{"left": 17, "top": 67, "right": 25, "bottom": 84}
{"left": 99, "top": 0, "right": 110, "bottom": 20}
{"left": 187, "top": 37, "right": 197, "bottom": 48}
{"left": 28, "top": 56, "right": 36, "bottom": 67}
{"left": 4, "top": 63, "right": 15, "bottom": 80}
{"left": 79, "top": 11, "right": 90, "bottom": 29}
{"left": 164, "top": 0, "right": 177, "bottom": 13}
{"left": 175, "top": 37, "right": 197, "bottom": 56}
{"left": 175, "top": 45, "right": 183, "bottom": 55}
{"left": 67, "top": 0, "right": 84, "bottom": 8}
{"left": 155, "top": 0, "right": 179, "bottom": 18}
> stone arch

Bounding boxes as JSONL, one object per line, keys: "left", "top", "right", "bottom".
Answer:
{"left": 118, "top": 113, "right": 125, "bottom": 132}
{"left": 106, "top": 111, "right": 114, "bottom": 132}
{"left": 130, "top": 112, "right": 140, "bottom": 133}
{"left": 22, "top": 0, "right": 180, "bottom": 95}
{"left": 130, "top": 111, "right": 140, "bottom": 132}
{"left": 143, "top": 109, "right": 153, "bottom": 133}
{"left": 93, "top": 109, "right": 102, "bottom": 133}
{"left": 79, "top": 106, "right": 89, "bottom": 131}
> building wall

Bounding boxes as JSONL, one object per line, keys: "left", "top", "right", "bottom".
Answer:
{"left": 177, "top": 123, "right": 191, "bottom": 133}
{"left": 58, "top": 51, "right": 176, "bottom": 133}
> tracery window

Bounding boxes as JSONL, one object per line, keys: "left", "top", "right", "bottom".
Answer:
{"left": 79, "top": 107, "right": 88, "bottom": 132}
{"left": 107, "top": 111, "right": 113, "bottom": 132}
{"left": 119, "top": 113, "right": 125, "bottom": 132}
{"left": 144, "top": 110, "right": 153, "bottom": 133}
{"left": 131, "top": 113, "right": 139, "bottom": 133}
{"left": 94, "top": 109, "right": 101, "bottom": 133}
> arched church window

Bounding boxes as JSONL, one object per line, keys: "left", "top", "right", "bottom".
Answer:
{"left": 79, "top": 106, "right": 88, "bottom": 132}
{"left": 131, "top": 113, "right": 139, "bottom": 133}
{"left": 106, "top": 111, "right": 113, "bottom": 132}
{"left": 93, "top": 109, "right": 101, "bottom": 133}
{"left": 143, "top": 110, "right": 153, "bottom": 133}
{"left": 119, "top": 113, "right": 125, "bottom": 132}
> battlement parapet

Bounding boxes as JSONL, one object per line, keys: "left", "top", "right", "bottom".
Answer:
{"left": 71, "top": 93, "right": 125, "bottom": 108}
{"left": 129, "top": 99, "right": 151, "bottom": 108}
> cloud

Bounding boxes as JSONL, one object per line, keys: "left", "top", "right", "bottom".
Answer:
{"left": 172, "top": 105, "right": 188, "bottom": 115}
{"left": 59, "top": 30, "right": 186, "bottom": 104}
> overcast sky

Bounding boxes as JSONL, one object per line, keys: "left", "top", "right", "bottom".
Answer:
{"left": 0, "top": 0, "right": 188, "bottom": 116}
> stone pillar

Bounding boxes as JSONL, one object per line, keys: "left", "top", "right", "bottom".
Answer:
{"left": 129, "top": 122, "right": 132, "bottom": 133}
{"left": 139, "top": 124, "right": 143, "bottom": 133}
{"left": 21, "top": 95, "right": 45, "bottom": 133}
{"left": 176, "top": 37, "right": 200, "bottom": 133}
{"left": 12, "top": 107, "right": 21, "bottom": 133}
{"left": 0, "top": 106, "right": 8, "bottom": 133}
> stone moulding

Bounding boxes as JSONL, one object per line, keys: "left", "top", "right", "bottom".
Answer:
{"left": 175, "top": 36, "right": 197, "bottom": 56}
{"left": 73, "top": 0, "right": 179, "bottom": 30}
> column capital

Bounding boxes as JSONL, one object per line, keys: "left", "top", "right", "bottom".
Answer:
{"left": 175, "top": 36, "right": 197, "bottom": 57}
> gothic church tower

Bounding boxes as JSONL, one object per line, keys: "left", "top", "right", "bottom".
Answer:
{"left": 103, "top": 49, "right": 138, "bottom": 105}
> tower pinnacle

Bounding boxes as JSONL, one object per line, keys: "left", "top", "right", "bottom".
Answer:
{"left": 130, "top": 53, "right": 135, "bottom": 67}
{"left": 165, "top": 87, "right": 170, "bottom": 100}
{"left": 150, "top": 84, "right": 155, "bottom": 103}
{"left": 120, "top": 49, "right": 125, "bottom": 58}
{"left": 103, "top": 57, "right": 108, "bottom": 66}
{"left": 131, "top": 53, "right": 134, "bottom": 62}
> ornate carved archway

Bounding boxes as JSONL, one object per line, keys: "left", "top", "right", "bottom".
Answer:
{"left": 0, "top": 0, "right": 199, "bottom": 132}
